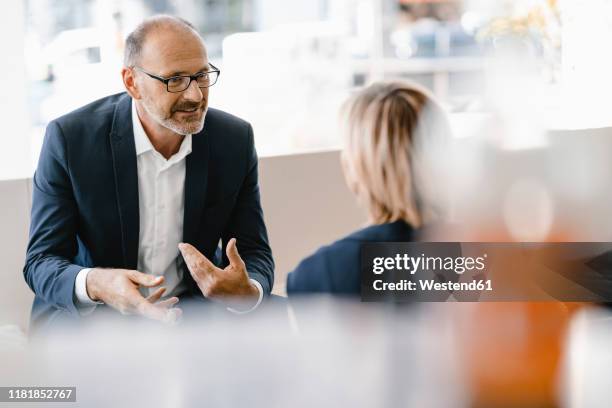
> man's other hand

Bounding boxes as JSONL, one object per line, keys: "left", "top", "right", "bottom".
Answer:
{"left": 86, "top": 268, "right": 181, "bottom": 323}
{"left": 178, "top": 239, "right": 259, "bottom": 309}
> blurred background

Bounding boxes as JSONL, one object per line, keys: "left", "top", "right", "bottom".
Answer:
{"left": 5, "top": 0, "right": 611, "bottom": 179}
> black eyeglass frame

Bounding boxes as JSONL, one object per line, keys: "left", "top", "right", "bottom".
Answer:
{"left": 132, "top": 63, "right": 221, "bottom": 92}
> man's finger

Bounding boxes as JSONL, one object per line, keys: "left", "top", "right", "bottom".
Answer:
{"left": 164, "top": 307, "right": 182, "bottom": 324}
{"left": 179, "top": 243, "right": 216, "bottom": 277}
{"left": 155, "top": 297, "right": 179, "bottom": 309}
{"left": 134, "top": 298, "right": 174, "bottom": 322}
{"left": 129, "top": 271, "right": 164, "bottom": 288}
{"left": 146, "top": 287, "right": 166, "bottom": 303}
{"left": 226, "top": 238, "right": 245, "bottom": 269}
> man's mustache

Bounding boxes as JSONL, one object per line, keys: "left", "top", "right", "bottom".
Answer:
{"left": 172, "top": 99, "right": 206, "bottom": 112}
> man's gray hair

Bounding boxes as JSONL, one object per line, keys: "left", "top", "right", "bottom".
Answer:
{"left": 124, "top": 15, "right": 199, "bottom": 67}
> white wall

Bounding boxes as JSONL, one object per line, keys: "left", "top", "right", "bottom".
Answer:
{"left": 0, "top": 179, "right": 33, "bottom": 332}
{"left": 259, "top": 150, "right": 366, "bottom": 294}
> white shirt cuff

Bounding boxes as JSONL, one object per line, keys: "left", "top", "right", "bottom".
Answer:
{"left": 227, "top": 278, "right": 264, "bottom": 314}
{"left": 75, "top": 268, "right": 103, "bottom": 315}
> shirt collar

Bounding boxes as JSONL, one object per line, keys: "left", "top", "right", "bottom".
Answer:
{"left": 131, "top": 99, "right": 192, "bottom": 160}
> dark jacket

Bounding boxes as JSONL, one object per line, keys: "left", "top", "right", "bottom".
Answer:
{"left": 287, "top": 221, "right": 415, "bottom": 295}
{"left": 24, "top": 92, "right": 274, "bottom": 329}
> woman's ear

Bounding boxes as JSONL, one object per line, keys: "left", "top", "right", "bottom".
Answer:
{"left": 121, "top": 67, "right": 141, "bottom": 99}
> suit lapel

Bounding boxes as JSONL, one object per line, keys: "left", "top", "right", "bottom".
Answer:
{"left": 109, "top": 94, "right": 140, "bottom": 269}
{"left": 183, "top": 127, "right": 209, "bottom": 244}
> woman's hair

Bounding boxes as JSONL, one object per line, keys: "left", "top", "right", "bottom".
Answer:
{"left": 340, "top": 80, "right": 452, "bottom": 228}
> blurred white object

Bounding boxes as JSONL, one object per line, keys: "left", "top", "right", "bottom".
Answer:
{"left": 560, "top": 307, "right": 612, "bottom": 408}
{"left": 1, "top": 301, "right": 468, "bottom": 408}
{"left": 503, "top": 179, "right": 554, "bottom": 241}
{"left": 39, "top": 28, "right": 124, "bottom": 123}
{"left": 0, "top": 325, "right": 27, "bottom": 352}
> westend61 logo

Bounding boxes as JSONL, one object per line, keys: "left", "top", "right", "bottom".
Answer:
{"left": 372, "top": 253, "right": 487, "bottom": 275}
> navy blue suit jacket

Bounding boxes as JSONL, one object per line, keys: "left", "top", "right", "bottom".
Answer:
{"left": 286, "top": 221, "right": 415, "bottom": 295}
{"left": 24, "top": 92, "right": 274, "bottom": 329}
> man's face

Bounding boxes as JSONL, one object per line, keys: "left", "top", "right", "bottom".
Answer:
{"left": 135, "top": 29, "right": 210, "bottom": 135}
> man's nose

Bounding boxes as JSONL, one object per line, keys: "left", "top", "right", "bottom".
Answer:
{"left": 182, "top": 79, "right": 203, "bottom": 102}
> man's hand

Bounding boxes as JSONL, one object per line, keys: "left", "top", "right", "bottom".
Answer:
{"left": 86, "top": 268, "right": 181, "bottom": 323}
{"left": 178, "top": 239, "right": 259, "bottom": 309}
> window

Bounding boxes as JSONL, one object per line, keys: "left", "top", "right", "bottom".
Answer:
{"left": 1, "top": 0, "right": 597, "bottom": 180}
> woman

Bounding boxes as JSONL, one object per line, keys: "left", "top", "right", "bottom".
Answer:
{"left": 286, "top": 80, "right": 452, "bottom": 295}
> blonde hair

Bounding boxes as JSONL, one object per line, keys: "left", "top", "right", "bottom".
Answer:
{"left": 341, "top": 80, "right": 451, "bottom": 228}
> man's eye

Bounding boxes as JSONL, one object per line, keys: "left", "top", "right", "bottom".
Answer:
{"left": 168, "top": 77, "right": 184, "bottom": 85}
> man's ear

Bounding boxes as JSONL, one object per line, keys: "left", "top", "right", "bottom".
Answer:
{"left": 122, "top": 67, "right": 141, "bottom": 99}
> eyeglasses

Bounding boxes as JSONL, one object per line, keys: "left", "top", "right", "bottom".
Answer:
{"left": 133, "top": 64, "right": 220, "bottom": 93}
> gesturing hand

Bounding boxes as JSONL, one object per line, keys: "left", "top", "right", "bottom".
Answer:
{"left": 178, "top": 238, "right": 259, "bottom": 308}
{"left": 86, "top": 268, "right": 182, "bottom": 324}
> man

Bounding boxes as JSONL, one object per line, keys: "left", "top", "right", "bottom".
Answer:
{"left": 23, "top": 15, "right": 274, "bottom": 330}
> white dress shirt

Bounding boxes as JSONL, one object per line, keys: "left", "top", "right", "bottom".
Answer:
{"left": 74, "top": 100, "right": 262, "bottom": 313}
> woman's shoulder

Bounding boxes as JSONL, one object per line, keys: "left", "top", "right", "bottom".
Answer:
{"left": 286, "top": 239, "right": 359, "bottom": 294}
{"left": 286, "top": 221, "right": 416, "bottom": 294}
{"left": 339, "top": 220, "right": 416, "bottom": 243}
{"left": 300, "top": 221, "right": 416, "bottom": 264}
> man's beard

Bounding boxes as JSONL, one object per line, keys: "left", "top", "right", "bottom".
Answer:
{"left": 142, "top": 97, "right": 207, "bottom": 135}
